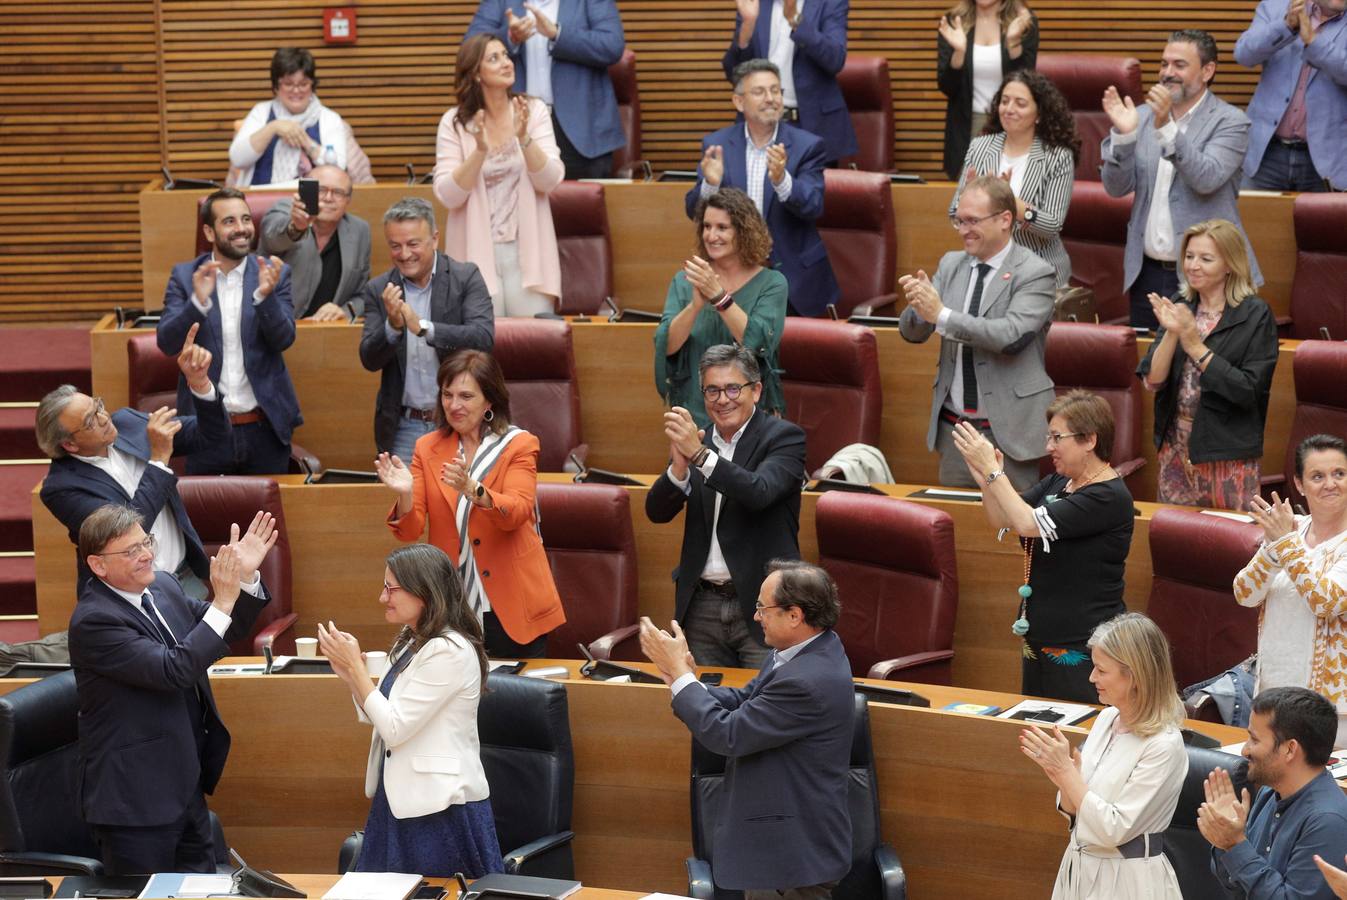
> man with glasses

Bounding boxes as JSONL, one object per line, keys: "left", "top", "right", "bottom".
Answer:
{"left": 38, "top": 322, "right": 225, "bottom": 599}
{"left": 70, "top": 503, "right": 276, "bottom": 874}
{"left": 686, "top": 58, "right": 838, "bottom": 316}
{"left": 898, "top": 175, "right": 1055, "bottom": 491}
{"left": 639, "top": 559, "right": 854, "bottom": 900}
{"left": 260, "top": 165, "right": 372, "bottom": 322}
{"left": 646, "top": 344, "right": 807, "bottom": 668}
{"left": 359, "top": 197, "right": 495, "bottom": 459}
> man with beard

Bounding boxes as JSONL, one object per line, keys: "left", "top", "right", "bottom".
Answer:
{"left": 158, "top": 188, "right": 301, "bottom": 475}
{"left": 1198, "top": 687, "right": 1347, "bottom": 899}
{"left": 1100, "top": 29, "right": 1261, "bottom": 330}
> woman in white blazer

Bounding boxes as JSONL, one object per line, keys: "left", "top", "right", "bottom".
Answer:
{"left": 949, "top": 69, "right": 1079, "bottom": 289}
{"left": 318, "top": 544, "right": 502, "bottom": 877}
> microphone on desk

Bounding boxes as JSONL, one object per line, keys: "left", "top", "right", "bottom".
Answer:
{"left": 263, "top": 645, "right": 274, "bottom": 675}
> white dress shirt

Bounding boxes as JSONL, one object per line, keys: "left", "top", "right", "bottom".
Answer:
{"left": 521, "top": 0, "right": 561, "bottom": 106}
{"left": 767, "top": 0, "right": 802, "bottom": 109}
{"left": 101, "top": 575, "right": 262, "bottom": 642}
{"left": 936, "top": 239, "right": 1016, "bottom": 418}
{"left": 189, "top": 255, "right": 265, "bottom": 414}
{"left": 666, "top": 409, "right": 757, "bottom": 584}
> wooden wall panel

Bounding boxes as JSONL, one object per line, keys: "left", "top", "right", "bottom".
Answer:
{"left": 0, "top": 1, "right": 1262, "bottom": 322}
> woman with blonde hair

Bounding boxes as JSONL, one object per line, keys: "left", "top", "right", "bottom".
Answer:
{"left": 1022, "top": 612, "right": 1187, "bottom": 899}
{"left": 1137, "top": 218, "right": 1278, "bottom": 509}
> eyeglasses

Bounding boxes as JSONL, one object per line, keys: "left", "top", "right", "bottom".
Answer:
{"left": 278, "top": 76, "right": 313, "bottom": 92}
{"left": 381, "top": 581, "right": 406, "bottom": 596}
{"left": 318, "top": 186, "right": 352, "bottom": 200}
{"left": 99, "top": 534, "right": 157, "bottom": 559}
{"left": 949, "top": 213, "right": 1004, "bottom": 231}
{"left": 70, "top": 397, "right": 108, "bottom": 435}
{"left": 754, "top": 602, "right": 793, "bottom": 613}
{"left": 1046, "top": 431, "right": 1083, "bottom": 446}
{"left": 702, "top": 382, "right": 757, "bottom": 402}
{"left": 740, "top": 85, "right": 783, "bottom": 99}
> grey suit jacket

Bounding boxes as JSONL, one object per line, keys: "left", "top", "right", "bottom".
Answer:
{"left": 1099, "top": 91, "right": 1260, "bottom": 292}
{"left": 259, "top": 200, "right": 372, "bottom": 319}
{"left": 899, "top": 243, "right": 1056, "bottom": 462}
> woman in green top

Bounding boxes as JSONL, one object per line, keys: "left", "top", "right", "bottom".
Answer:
{"left": 654, "top": 188, "right": 787, "bottom": 429}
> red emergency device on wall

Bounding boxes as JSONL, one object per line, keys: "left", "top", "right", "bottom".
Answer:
{"left": 324, "top": 7, "right": 357, "bottom": 44}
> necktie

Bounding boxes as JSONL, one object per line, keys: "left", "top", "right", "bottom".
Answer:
{"left": 962, "top": 263, "right": 993, "bottom": 413}
{"left": 140, "top": 592, "right": 177, "bottom": 646}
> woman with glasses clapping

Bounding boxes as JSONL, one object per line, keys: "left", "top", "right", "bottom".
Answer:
{"left": 654, "top": 188, "right": 786, "bottom": 430}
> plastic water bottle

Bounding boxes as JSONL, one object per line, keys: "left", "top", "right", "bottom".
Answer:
{"left": 322, "top": 144, "right": 337, "bottom": 166}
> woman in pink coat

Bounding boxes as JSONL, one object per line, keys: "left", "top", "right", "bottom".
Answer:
{"left": 434, "top": 33, "right": 564, "bottom": 318}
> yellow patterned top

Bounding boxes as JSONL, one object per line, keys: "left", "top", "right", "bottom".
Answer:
{"left": 1233, "top": 517, "right": 1347, "bottom": 713}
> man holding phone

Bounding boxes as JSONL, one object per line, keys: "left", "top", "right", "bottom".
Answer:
{"left": 358, "top": 197, "right": 495, "bottom": 459}
{"left": 260, "top": 165, "right": 372, "bottom": 322}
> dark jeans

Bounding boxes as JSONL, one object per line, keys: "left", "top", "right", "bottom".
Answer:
{"left": 1245, "top": 139, "right": 1328, "bottom": 193}
{"left": 551, "top": 110, "right": 613, "bottom": 180}
{"left": 185, "top": 419, "right": 291, "bottom": 475}
{"left": 1128, "top": 256, "right": 1181, "bottom": 331}
{"left": 92, "top": 790, "right": 215, "bottom": 875}
{"left": 683, "top": 583, "right": 770, "bottom": 669}
{"left": 484, "top": 611, "right": 548, "bottom": 659}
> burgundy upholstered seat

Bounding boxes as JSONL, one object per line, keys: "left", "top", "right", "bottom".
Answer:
{"left": 1036, "top": 54, "right": 1143, "bottom": 181}
{"left": 608, "top": 49, "right": 646, "bottom": 179}
{"left": 837, "top": 55, "right": 893, "bottom": 173}
{"left": 779, "top": 319, "right": 882, "bottom": 476}
{"left": 548, "top": 181, "right": 614, "bottom": 316}
{"left": 1061, "top": 180, "right": 1134, "bottom": 325}
{"left": 492, "top": 318, "right": 586, "bottom": 472}
{"left": 1288, "top": 193, "right": 1347, "bottom": 341}
{"left": 817, "top": 169, "right": 897, "bottom": 318}
{"left": 1265, "top": 340, "right": 1347, "bottom": 508}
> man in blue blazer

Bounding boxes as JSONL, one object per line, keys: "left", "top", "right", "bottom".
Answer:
{"left": 1235, "top": 0, "right": 1347, "bottom": 192}
{"left": 157, "top": 188, "right": 301, "bottom": 476}
{"left": 640, "top": 559, "right": 854, "bottom": 897}
{"left": 686, "top": 59, "right": 839, "bottom": 317}
{"left": 38, "top": 323, "right": 227, "bottom": 599}
{"left": 722, "top": 0, "right": 857, "bottom": 164}
{"left": 70, "top": 503, "right": 276, "bottom": 874}
{"left": 466, "top": 0, "right": 626, "bottom": 178}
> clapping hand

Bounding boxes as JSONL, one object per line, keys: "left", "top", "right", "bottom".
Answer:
{"left": 468, "top": 109, "right": 489, "bottom": 155}
{"left": 664, "top": 406, "right": 705, "bottom": 463}
{"left": 1020, "top": 725, "right": 1080, "bottom": 778}
{"left": 256, "top": 255, "right": 284, "bottom": 299}
{"left": 192, "top": 259, "right": 222, "bottom": 305}
{"left": 441, "top": 456, "right": 471, "bottom": 494}
{"left": 735, "top": 0, "right": 761, "bottom": 26}
{"left": 951, "top": 420, "right": 1002, "bottom": 481}
{"left": 1005, "top": 8, "right": 1034, "bottom": 45}
{"left": 1197, "top": 767, "right": 1250, "bottom": 850}
{"left": 766, "top": 143, "right": 787, "bottom": 185}
{"left": 209, "top": 543, "right": 243, "bottom": 613}
{"left": 506, "top": 7, "right": 536, "bottom": 44}
{"left": 317, "top": 620, "right": 368, "bottom": 681}
{"left": 638, "top": 616, "right": 696, "bottom": 685}
{"left": 1249, "top": 491, "right": 1297, "bottom": 543}
{"left": 175, "top": 322, "right": 212, "bottom": 393}
{"left": 1148, "top": 293, "right": 1197, "bottom": 341}
{"left": 381, "top": 282, "right": 406, "bottom": 329}
{"left": 146, "top": 406, "right": 182, "bottom": 464}
{"left": 898, "top": 269, "right": 945, "bottom": 324}
{"left": 231, "top": 511, "right": 278, "bottom": 584}
{"left": 938, "top": 13, "right": 966, "bottom": 53}
{"left": 511, "top": 94, "right": 531, "bottom": 141}
{"left": 375, "top": 452, "right": 414, "bottom": 496}
{"left": 683, "top": 255, "right": 724, "bottom": 305}
{"left": 523, "top": 3, "right": 558, "bottom": 39}
{"left": 1145, "top": 82, "right": 1176, "bottom": 129}
{"left": 700, "top": 145, "right": 724, "bottom": 187}
{"left": 1102, "top": 85, "right": 1138, "bottom": 134}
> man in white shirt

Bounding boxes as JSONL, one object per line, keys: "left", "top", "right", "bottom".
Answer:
{"left": 157, "top": 188, "right": 301, "bottom": 475}
{"left": 38, "top": 322, "right": 227, "bottom": 599}
{"left": 645, "top": 344, "right": 807, "bottom": 668}
{"left": 1100, "top": 29, "right": 1260, "bottom": 330}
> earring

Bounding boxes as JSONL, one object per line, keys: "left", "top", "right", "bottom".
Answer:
{"left": 483, "top": 408, "right": 494, "bottom": 423}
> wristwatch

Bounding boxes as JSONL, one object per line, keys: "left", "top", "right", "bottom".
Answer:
{"left": 1022, "top": 207, "right": 1037, "bottom": 225}
{"left": 985, "top": 469, "right": 1005, "bottom": 484}
{"left": 474, "top": 481, "right": 486, "bottom": 501}
{"left": 414, "top": 322, "right": 427, "bottom": 338}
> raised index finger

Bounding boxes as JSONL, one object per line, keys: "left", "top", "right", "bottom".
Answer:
{"left": 182, "top": 321, "right": 199, "bottom": 350}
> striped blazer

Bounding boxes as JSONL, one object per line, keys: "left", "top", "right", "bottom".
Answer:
{"left": 949, "top": 133, "right": 1075, "bottom": 289}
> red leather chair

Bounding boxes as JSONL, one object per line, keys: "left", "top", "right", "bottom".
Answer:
{"left": 1146, "top": 507, "right": 1263, "bottom": 690}
{"left": 1265, "top": 340, "right": 1347, "bottom": 508}
{"left": 1042, "top": 322, "right": 1147, "bottom": 493}
{"left": 1288, "top": 193, "right": 1347, "bottom": 341}
{"left": 537, "top": 482, "right": 640, "bottom": 660}
{"left": 1061, "top": 180, "right": 1134, "bottom": 325}
{"left": 608, "top": 49, "right": 647, "bottom": 179}
{"left": 1036, "top": 54, "right": 1143, "bottom": 181}
{"left": 194, "top": 191, "right": 290, "bottom": 255}
{"left": 492, "top": 318, "right": 586, "bottom": 472}
{"left": 548, "top": 181, "right": 614, "bottom": 316}
{"left": 779, "top": 319, "right": 882, "bottom": 476}
{"left": 816, "top": 493, "right": 959, "bottom": 684}
{"left": 178, "top": 476, "right": 297, "bottom": 656}
{"left": 837, "top": 55, "right": 893, "bottom": 173}
{"left": 817, "top": 169, "right": 897, "bottom": 318}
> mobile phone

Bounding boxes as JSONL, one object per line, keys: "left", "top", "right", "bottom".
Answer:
{"left": 698, "top": 672, "right": 724, "bottom": 686}
{"left": 298, "top": 178, "right": 320, "bottom": 215}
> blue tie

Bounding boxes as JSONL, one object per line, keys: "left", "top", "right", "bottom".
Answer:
{"left": 140, "top": 592, "right": 176, "bottom": 646}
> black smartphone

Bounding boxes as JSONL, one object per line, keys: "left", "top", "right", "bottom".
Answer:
{"left": 698, "top": 672, "right": 724, "bottom": 686}
{"left": 298, "top": 177, "right": 320, "bottom": 215}
{"left": 411, "top": 885, "right": 445, "bottom": 900}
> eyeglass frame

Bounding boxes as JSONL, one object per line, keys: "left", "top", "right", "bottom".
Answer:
{"left": 753, "top": 601, "right": 795, "bottom": 614}
{"left": 738, "top": 84, "right": 784, "bottom": 100}
{"left": 69, "top": 397, "right": 109, "bottom": 435}
{"left": 97, "top": 533, "right": 158, "bottom": 559}
{"left": 948, "top": 212, "right": 1008, "bottom": 231}
{"left": 1046, "top": 431, "right": 1084, "bottom": 446}
{"left": 701, "top": 381, "right": 758, "bottom": 402}
{"left": 318, "top": 186, "right": 352, "bottom": 200}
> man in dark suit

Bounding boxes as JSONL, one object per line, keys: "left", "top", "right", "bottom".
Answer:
{"left": 70, "top": 503, "right": 276, "bottom": 875}
{"left": 685, "top": 59, "right": 839, "bottom": 317}
{"left": 259, "top": 164, "right": 373, "bottom": 321}
{"left": 640, "top": 559, "right": 854, "bottom": 900}
{"left": 358, "top": 197, "right": 495, "bottom": 459}
{"left": 646, "top": 344, "right": 806, "bottom": 668}
{"left": 721, "top": 0, "right": 857, "bottom": 164}
{"left": 157, "top": 187, "right": 301, "bottom": 475}
{"left": 38, "top": 323, "right": 226, "bottom": 599}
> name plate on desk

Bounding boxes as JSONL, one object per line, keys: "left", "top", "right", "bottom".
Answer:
{"left": 907, "top": 487, "right": 983, "bottom": 502}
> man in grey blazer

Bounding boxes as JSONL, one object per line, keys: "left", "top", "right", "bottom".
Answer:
{"left": 259, "top": 165, "right": 372, "bottom": 321}
{"left": 1100, "top": 29, "right": 1260, "bottom": 330}
{"left": 899, "top": 175, "right": 1056, "bottom": 491}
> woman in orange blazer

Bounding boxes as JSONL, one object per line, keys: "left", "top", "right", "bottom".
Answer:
{"left": 375, "top": 349, "right": 565, "bottom": 657}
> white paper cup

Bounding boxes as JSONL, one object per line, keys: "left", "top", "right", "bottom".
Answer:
{"left": 365, "top": 650, "right": 389, "bottom": 678}
{"left": 295, "top": 637, "right": 318, "bottom": 658}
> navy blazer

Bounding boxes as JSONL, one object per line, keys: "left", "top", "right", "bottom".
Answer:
{"left": 721, "top": 0, "right": 858, "bottom": 163}
{"left": 156, "top": 253, "right": 302, "bottom": 446}
{"left": 466, "top": 0, "right": 627, "bottom": 160}
{"left": 40, "top": 404, "right": 228, "bottom": 583}
{"left": 685, "top": 122, "right": 839, "bottom": 316}
{"left": 645, "top": 411, "right": 806, "bottom": 641}
{"left": 69, "top": 571, "right": 268, "bottom": 826}
{"left": 672, "top": 628, "right": 855, "bottom": 890}
{"left": 358, "top": 253, "right": 496, "bottom": 453}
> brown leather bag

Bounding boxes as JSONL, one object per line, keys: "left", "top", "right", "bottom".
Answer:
{"left": 1054, "top": 285, "right": 1097, "bottom": 323}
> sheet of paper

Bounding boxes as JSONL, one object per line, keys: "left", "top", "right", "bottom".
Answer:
{"left": 322, "top": 871, "right": 423, "bottom": 900}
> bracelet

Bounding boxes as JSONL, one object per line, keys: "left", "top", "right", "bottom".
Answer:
{"left": 520, "top": 134, "right": 533, "bottom": 149}
{"left": 1197, "top": 349, "right": 1214, "bottom": 366}
{"left": 691, "top": 447, "right": 711, "bottom": 467}
{"left": 714, "top": 291, "right": 735, "bottom": 312}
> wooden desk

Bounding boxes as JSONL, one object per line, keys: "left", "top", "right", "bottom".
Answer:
{"left": 3, "top": 661, "right": 1247, "bottom": 899}
{"left": 37, "top": 475, "right": 1174, "bottom": 691}
{"left": 51, "top": 873, "right": 643, "bottom": 899}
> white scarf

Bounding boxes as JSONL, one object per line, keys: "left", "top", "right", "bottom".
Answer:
{"left": 269, "top": 95, "right": 325, "bottom": 182}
